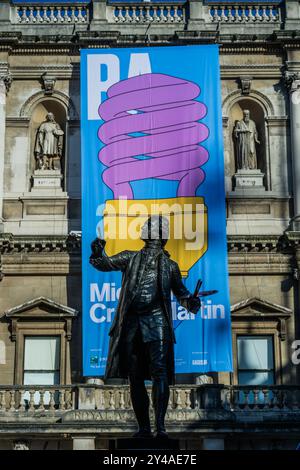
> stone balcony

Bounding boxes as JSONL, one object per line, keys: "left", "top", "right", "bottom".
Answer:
{"left": 1, "top": 384, "right": 300, "bottom": 443}
{"left": 0, "top": 0, "right": 296, "bottom": 37}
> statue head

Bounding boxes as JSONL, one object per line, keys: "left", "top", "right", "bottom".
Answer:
{"left": 141, "top": 215, "right": 169, "bottom": 245}
{"left": 46, "top": 112, "right": 55, "bottom": 123}
{"left": 243, "top": 109, "right": 250, "bottom": 123}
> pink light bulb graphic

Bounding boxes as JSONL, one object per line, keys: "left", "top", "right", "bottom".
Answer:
{"left": 98, "top": 73, "right": 209, "bottom": 199}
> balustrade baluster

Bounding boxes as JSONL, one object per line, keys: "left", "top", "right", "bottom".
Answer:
{"left": 125, "top": 7, "right": 131, "bottom": 23}
{"left": 36, "top": 6, "right": 42, "bottom": 23}
{"left": 234, "top": 5, "right": 240, "bottom": 22}
{"left": 175, "top": 389, "right": 182, "bottom": 410}
{"left": 49, "top": 390, "right": 55, "bottom": 411}
{"left": 173, "top": 6, "right": 179, "bottom": 23}
{"left": 78, "top": 6, "right": 83, "bottom": 23}
{"left": 212, "top": 6, "right": 219, "bottom": 22}
{"left": 185, "top": 389, "right": 192, "bottom": 409}
{"left": 16, "top": 7, "right": 21, "bottom": 23}
{"left": 160, "top": 6, "right": 167, "bottom": 23}
{"left": 28, "top": 390, "right": 35, "bottom": 412}
{"left": 28, "top": 7, "right": 35, "bottom": 23}
{"left": 269, "top": 5, "right": 276, "bottom": 22}
{"left": 220, "top": 6, "right": 226, "bottom": 22}
{"left": 22, "top": 7, "right": 29, "bottom": 23}
{"left": 241, "top": 5, "right": 247, "bottom": 22}
{"left": 19, "top": 390, "right": 26, "bottom": 412}
{"left": 262, "top": 6, "right": 268, "bottom": 22}
{"left": 59, "top": 389, "right": 66, "bottom": 410}
{"left": 227, "top": 6, "right": 234, "bottom": 22}
{"left": 0, "top": 390, "right": 6, "bottom": 411}
{"left": 9, "top": 390, "right": 16, "bottom": 412}
{"left": 253, "top": 388, "right": 260, "bottom": 409}
{"left": 72, "top": 7, "right": 77, "bottom": 23}
{"left": 119, "top": 389, "right": 125, "bottom": 410}
{"left": 109, "top": 390, "right": 116, "bottom": 410}
{"left": 131, "top": 7, "right": 138, "bottom": 23}
{"left": 254, "top": 5, "right": 261, "bottom": 21}
{"left": 39, "top": 390, "right": 45, "bottom": 412}
{"left": 248, "top": 6, "right": 255, "bottom": 22}
{"left": 118, "top": 8, "right": 125, "bottom": 23}
{"left": 243, "top": 389, "right": 250, "bottom": 409}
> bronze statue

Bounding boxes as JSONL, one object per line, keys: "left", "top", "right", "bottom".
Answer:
{"left": 234, "top": 109, "right": 260, "bottom": 170}
{"left": 90, "top": 215, "right": 200, "bottom": 439}
{"left": 34, "top": 112, "right": 64, "bottom": 171}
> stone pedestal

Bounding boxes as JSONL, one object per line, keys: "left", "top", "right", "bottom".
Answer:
{"left": 234, "top": 169, "right": 266, "bottom": 193}
{"left": 31, "top": 170, "right": 63, "bottom": 191}
{"left": 115, "top": 438, "right": 179, "bottom": 450}
{"left": 202, "top": 438, "right": 224, "bottom": 450}
{"left": 73, "top": 436, "right": 96, "bottom": 450}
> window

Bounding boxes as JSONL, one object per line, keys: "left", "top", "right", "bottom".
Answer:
{"left": 237, "top": 335, "right": 275, "bottom": 386}
{"left": 23, "top": 336, "right": 61, "bottom": 386}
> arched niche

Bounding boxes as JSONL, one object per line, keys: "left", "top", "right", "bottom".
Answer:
{"left": 228, "top": 98, "right": 269, "bottom": 190}
{"left": 30, "top": 99, "right": 67, "bottom": 183}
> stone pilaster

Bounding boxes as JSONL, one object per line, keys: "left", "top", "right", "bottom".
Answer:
{"left": 285, "top": 70, "right": 300, "bottom": 231}
{"left": 0, "top": 65, "right": 12, "bottom": 232}
{"left": 91, "top": 0, "right": 107, "bottom": 25}
{"left": 284, "top": 0, "right": 300, "bottom": 30}
{"left": 0, "top": 0, "right": 11, "bottom": 23}
{"left": 188, "top": 0, "right": 211, "bottom": 30}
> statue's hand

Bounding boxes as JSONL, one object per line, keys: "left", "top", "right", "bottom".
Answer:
{"left": 187, "top": 296, "right": 201, "bottom": 314}
{"left": 91, "top": 238, "right": 106, "bottom": 257}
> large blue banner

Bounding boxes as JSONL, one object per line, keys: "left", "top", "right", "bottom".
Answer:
{"left": 81, "top": 45, "right": 233, "bottom": 377}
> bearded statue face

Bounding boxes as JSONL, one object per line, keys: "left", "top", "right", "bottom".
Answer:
{"left": 141, "top": 215, "right": 169, "bottom": 243}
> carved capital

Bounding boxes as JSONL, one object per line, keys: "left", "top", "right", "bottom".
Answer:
{"left": 41, "top": 71, "right": 56, "bottom": 95}
{"left": 284, "top": 71, "right": 300, "bottom": 93}
{"left": 0, "top": 71, "right": 12, "bottom": 94}
{"left": 239, "top": 76, "right": 252, "bottom": 95}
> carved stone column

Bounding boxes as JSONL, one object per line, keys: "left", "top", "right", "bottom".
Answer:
{"left": 0, "top": 66, "right": 12, "bottom": 231}
{"left": 285, "top": 71, "right": 300, "bottom": 231}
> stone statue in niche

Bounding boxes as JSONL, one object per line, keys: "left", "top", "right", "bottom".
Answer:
{"left": 34, "top": 112, "right": 64, "bottom": 171}
{"left": 234, "top": 109, "right": 260, "bottom": 170}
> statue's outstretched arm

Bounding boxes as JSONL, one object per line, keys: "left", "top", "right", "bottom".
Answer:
{"left": 170, "top": 262, "right": 201, "bottom": 314}
{"left": 89, "top": 238, "right": 134, "bottom": 272}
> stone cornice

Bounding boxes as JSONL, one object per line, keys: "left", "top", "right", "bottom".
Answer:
{"left": 0, "top": 233, "right": 299, "bottom": 255}
{"left": 0, "top": 30, "right": 299, "bottom": 54}
{"left": 0, "top": 233, "right": 80, "bottom": 254}
{"left": 10, "top": 64, "right": 78, "bottom": 79}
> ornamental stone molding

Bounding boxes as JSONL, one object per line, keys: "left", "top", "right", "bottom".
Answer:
{"left": 222, "top": 89, "right": 275, "bottom": 117}
{"left": 0, "top": 63, "right": 12, "bottom": 93}
{"left": 19, "top": 89, "right": 78, "bottom": 120}
{"left": 284, "top": 71, "right": 300, "bottom": 93}
{"left": 41, "top": 71, "right": 56, "bottom": 95}
{"left": 239, "top": 76, "right": 252, "bottom": 95}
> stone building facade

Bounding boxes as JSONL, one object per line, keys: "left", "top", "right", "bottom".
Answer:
{"left": 0, "top": 0, "right": 300, "bottom": 450}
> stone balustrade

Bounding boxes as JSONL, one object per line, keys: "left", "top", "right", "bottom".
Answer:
{"left": 111, "top": 4, "right": 185, "bottom": 24}
{"left": 0, "top": 386, "right": 74, "bottom": 413}
{"left": 10, "top": 2, "right": 284, "bottom": 27}
{"left": 222, "top": 385, "right": 300, "bottom": 411}
{"left": 209, "top": 4, "right": 281, "bottom": 23}
{"left": 14, "top": 3, "right": 89, "bottom": 24}
{"left": 1, "top": 384, "right": 300, "bottom": 417}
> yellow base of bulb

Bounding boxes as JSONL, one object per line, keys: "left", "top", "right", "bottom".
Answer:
{"left": 101, "top": 196, "right": 208, "bottom": 277}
